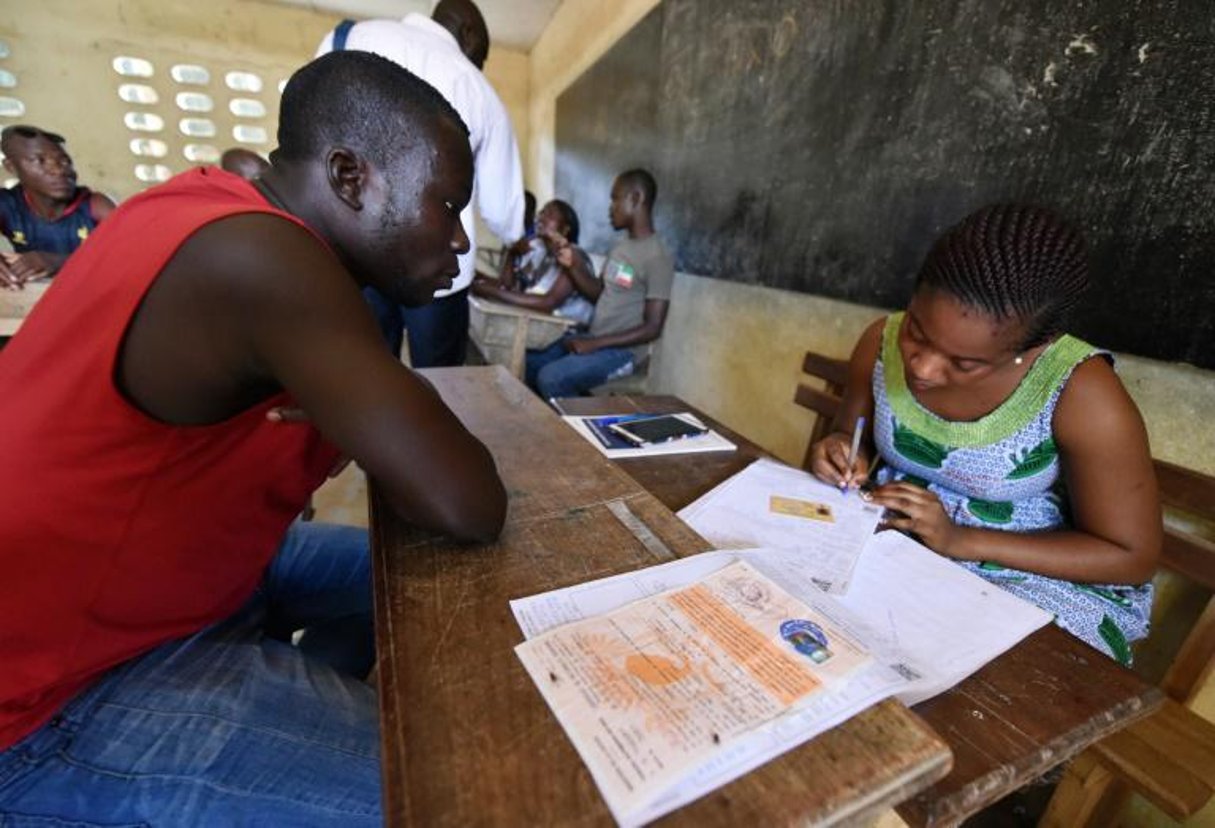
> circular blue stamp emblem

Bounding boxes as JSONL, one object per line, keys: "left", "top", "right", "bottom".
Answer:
{"left": 780, "top": 619, "right": 832, "bottom": 663}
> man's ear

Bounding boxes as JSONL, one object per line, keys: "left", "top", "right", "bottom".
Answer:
{"left": 1, "top": 157, "right": 14, "bottom": 176}
{"left": 326, "top": 147, "right": 367, "bottom": 211}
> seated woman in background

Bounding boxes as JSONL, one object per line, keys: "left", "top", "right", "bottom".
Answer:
{"left": 810, "top": 204, "right": 1161, "bottom": 664}
{"left": 472, "top": 198, "right": 597, "bottom": 326}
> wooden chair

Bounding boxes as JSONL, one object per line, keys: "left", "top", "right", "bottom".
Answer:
{"left": 1040, "top": 459, "right": 1215, "bottom": 826}
{"left": 793, "top": 350, "right": 848, "bottom": 470}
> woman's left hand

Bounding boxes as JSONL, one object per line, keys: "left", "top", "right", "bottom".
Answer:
{"left": 867, "top": 482, "right": 964, "bottom": 557}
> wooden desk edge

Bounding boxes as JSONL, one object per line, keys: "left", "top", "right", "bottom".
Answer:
{"left": 370, "top": 485, "right": 415, "bottom": 825}
{"left": 898, "top": 681, "right": 1165, "bottom": 826}
{"left": 846, "top": 743, "right": 954, "bottom": 828}
{"left": 468, "top": 293, "right": 579, "bottom": 326}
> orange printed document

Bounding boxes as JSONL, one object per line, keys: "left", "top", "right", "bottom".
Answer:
{"left": 515, "top": 560, "right": 869, "bottom": 825}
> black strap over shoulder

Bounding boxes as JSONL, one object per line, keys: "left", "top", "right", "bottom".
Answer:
{"left": 332, "top": 18, "right": 356, "bottom": 51}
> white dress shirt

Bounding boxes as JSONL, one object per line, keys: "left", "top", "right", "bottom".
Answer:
{"left": 317, "top": 14, "right": 525, "bottom": 295}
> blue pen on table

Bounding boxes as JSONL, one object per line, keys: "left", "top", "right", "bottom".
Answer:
{"left": 841, "top": 416, "right": 866, "bottom": 496}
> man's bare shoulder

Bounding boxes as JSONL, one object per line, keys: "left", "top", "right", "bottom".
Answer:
{"left": 170, "top": 211, "right": 357, "bottom": 312}
{"left": 118, "top": 210, "right": 370, "bottom": 424}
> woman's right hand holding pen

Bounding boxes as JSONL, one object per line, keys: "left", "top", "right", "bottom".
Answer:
{"left": 810, "top": 430, "right": 871, "bottom": 491}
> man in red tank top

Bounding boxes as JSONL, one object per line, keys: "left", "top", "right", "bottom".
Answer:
{"left": 0, "top": 52, "right": 505, "bottom": 825}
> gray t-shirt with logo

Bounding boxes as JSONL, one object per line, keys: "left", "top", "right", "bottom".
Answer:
{"left": 588, "top": 234, "right": 675, "bottom": 363}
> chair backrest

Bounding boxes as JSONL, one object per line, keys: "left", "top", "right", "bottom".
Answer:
{"left": 793, "top": 351, "right": 849, "bottom": 471}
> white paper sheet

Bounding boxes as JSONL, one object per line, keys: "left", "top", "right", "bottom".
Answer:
{"left": 515, "top": 560, "right": 872, "bottom": 825}
{"left": 511, "top": 534, "right": 1051, "bottom": 826}
{"left": 678, "top": 459, "right": 883, "bottom": 593}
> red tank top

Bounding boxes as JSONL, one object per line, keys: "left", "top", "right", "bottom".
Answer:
{"left": 0, "top": 168, "right": 341, "bottom": 748}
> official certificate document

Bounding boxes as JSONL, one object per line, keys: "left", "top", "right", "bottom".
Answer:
{"left": 513, "top": 535, "right": 1051, "bottom": 825}
{"left": 514, "top": 560, "right": 871, "bottom": 826}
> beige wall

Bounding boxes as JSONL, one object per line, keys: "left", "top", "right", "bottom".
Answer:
{"left": 652, "top": 273, "right": 1215, "bottom": 476}
{"left": 0, "top": 0, "right": 529, "bottom": 205}
{"left": 526, "top": 0, "right": 661, "bottom": 197}
{"left": 474, "top": 43, "right": 529, "bottom": 249}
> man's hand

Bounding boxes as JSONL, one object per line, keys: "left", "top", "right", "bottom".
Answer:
{"left": 562, "top": 335, "right": 600, "bottom": 355}
{"left": 0, "top": 252, "right": 50, "bottom": 288}
{"left": 0, "top": 257, "right": 21, "bottom": 290}
{"left": 267, "top": 406, "right": 352, "bottom": 478}
{"left": 508, "top": 235, "right": 532, "bottom": 257}
{"left": 867, "top": 482, "right": 963, "bottom": 557}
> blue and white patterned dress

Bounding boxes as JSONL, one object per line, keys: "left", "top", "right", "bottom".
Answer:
{"left": 872, "top": 313, "right": 1152, "bottom": 664}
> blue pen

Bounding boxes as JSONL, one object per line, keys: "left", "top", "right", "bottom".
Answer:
{"left": 841, "top": 416, "right": 866, "bottom": 495}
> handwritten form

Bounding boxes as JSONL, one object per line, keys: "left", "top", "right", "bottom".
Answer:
{"left": 678, "top": 459, "right": 883, "bottom": 593}
{"left": 512, "top": 536, "right": 1050, "bottom": 826}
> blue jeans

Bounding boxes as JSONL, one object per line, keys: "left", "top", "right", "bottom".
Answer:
{"left": 363, "top": 284, "right": 469, "bottom": 368}
{"left": 0, "top": 522, "right": 380, "bottom": 827}
{"left": 525, "top": 336, "right": 635, "bottom": 399}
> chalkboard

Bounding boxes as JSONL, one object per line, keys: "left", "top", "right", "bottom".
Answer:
{"left": 555, "top": 0, "right": 1215, "bottom": 368}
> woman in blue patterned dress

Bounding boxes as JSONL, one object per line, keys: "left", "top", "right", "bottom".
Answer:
{"left": 810, "top": 205, "right": 1160, "bottom": 664}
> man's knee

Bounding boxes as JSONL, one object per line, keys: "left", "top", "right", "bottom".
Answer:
{"left": 535, "top": 358, "right": 578, "bottom": 399}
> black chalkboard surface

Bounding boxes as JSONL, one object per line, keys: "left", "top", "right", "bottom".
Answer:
{"left": 555, "top": 0, "right": 1215, "bottom": 368}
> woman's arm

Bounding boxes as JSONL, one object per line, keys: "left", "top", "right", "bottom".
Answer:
{"left": 476, "top": 269, "right": 575, "bottom": 313}
{"left": 808, "top": 317, "right": 884, "bottom": 489}
{"left": 495, "top": 236, "right": 532, "bottom": 291}
{"left": 872, "top": 357, "right": 1161, "bottom": 584}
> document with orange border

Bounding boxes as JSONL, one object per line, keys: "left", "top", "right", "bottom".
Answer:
{"left": 512, "top": 535, "right": 1050, "bottom": 826}
{"left": 515, "top": 560, "right": 870, "bottom": 826}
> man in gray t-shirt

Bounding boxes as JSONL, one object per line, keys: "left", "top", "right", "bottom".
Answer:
{"left": 524, "top": 169, "right": 675, "bottom": 399}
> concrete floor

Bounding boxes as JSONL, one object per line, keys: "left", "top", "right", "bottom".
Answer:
{"left": 311, "top": 463, "right": 370, "bottom": 529}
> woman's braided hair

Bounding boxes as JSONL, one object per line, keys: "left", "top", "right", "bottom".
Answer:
{"left": 915, "top": 205, "right": 1089, "bottom": 349}
{"left": 547, "top": 199, "right": 581, "bottom": 244}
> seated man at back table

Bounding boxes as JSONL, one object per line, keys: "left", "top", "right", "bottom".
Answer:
{"left": 0, "top": 124, "right": 115, "bottom": 288}
{"left": 525, "top": 169, "right": 674, "bottom": 398}
{"left": 0, "top": 52, "right": 505, "bottom": 825}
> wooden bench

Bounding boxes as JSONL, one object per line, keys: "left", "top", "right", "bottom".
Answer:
{"left": 1041, "top": 460, "right": 1215, "bottom": 826}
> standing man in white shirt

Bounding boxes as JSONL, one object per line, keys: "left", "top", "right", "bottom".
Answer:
{"left": 316, "top": 0, "right": 525, "bottom": 367}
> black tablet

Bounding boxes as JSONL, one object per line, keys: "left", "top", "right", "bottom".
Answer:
{"left": 607, "top": 415, "right": 708, "bottom": 446}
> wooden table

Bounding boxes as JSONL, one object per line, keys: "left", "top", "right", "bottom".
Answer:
{"left": 0, "top": 280, "right": 49, "bottom": 337}
{"left": 558, "top": 394, "right": 1165, "bottom": 827}
{"left": 467, "top": 294, "right": 576, "bottom": 378}
{"left": 372, "top": 367, "right": 952, "bottom": 826}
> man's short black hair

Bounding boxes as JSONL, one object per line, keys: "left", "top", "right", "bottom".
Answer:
{"left": 617, "top": 168, "right": 657, "bottom": 207}
{"left": 1, "top": 125, "right": 66, "bottom": 156}
{"left": 276, "top": 51, "right": 468, "bottom": 169}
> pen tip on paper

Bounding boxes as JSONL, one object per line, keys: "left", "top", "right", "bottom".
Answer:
{"left": 549, "top": 671, "right": 559, "bottom": 683}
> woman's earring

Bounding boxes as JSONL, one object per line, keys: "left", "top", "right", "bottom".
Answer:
{"left": 1014, "top": 355, "right": 1024, "bottom": 366}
